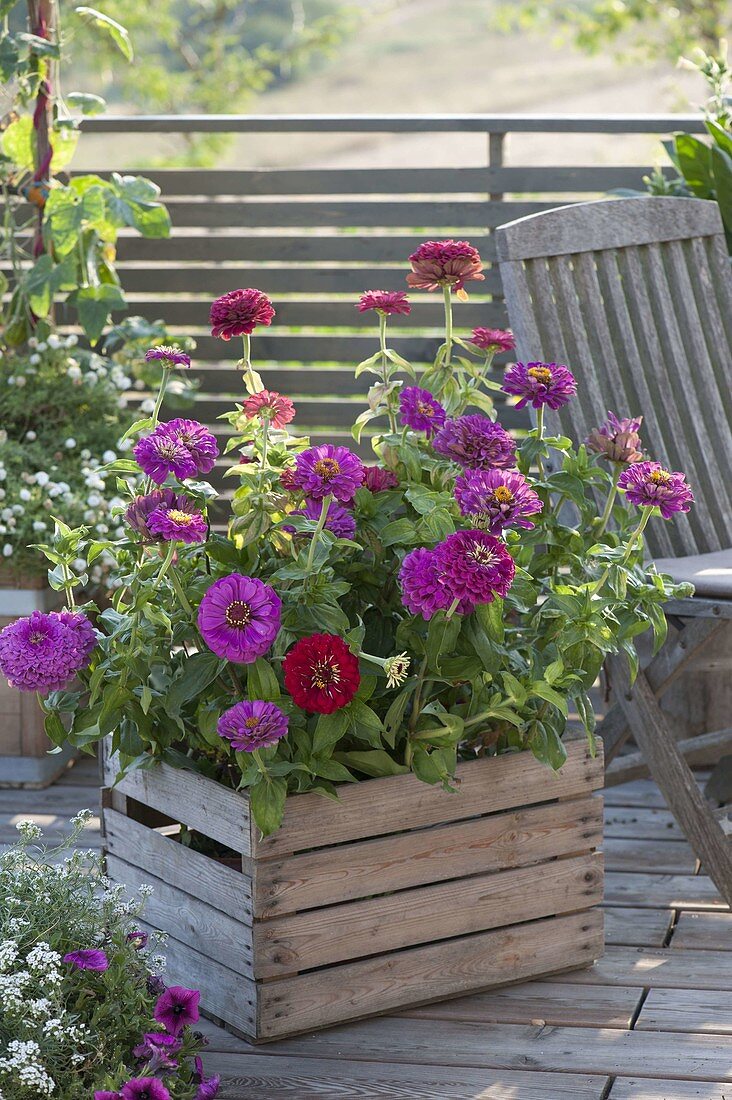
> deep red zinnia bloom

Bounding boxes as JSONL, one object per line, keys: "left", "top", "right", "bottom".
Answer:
{"left": 242, "top": 389, "right": 295, "bottom": 429}
{"left": 283, "top": 633, "right": 360, "bottom": 714}
{"left": 209, "top": 288, "right": 275, "bottom": 340}
{"left": 406, "top": 240, "right": 484, "bottom": 292}
{"left": 357, "top": 290, "right": 411, "bottom": 316}
{"left": 469, "top": 327, "right": 515, "bottom": 353}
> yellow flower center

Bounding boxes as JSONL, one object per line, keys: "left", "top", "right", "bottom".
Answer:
{"left": 29, "top": 631, "right": 45, "bottom": 644}
{"left": 314, "top": 458, "right": 341, "bottom": 481}
{"left": 469, "top": 544, "right": 498, "bottom": 566}
{"left": 417, "top": 402, "right": 435, "bottom": 417}
{"left": 527, "top": 367, "right": 553, "bottom": 385}
{"left": 311, "top": 659, "right": 340, "bottom": 690}
{"left": 492, "top": 486, "right": 514, "bottom": 504}
{"left": 649, "top": 469, "right": 672, "bottom": 484}
{"left": 225, "top": 601, "right": 252, "bottom": 628}
{"left": 167, "top": 510, "right": 194, "bottom": 524}
{"left": 244, "top": 716, "right": 260, "bottom": 729}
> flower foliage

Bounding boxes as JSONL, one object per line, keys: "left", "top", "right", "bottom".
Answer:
{"left": 15, "top": 241, "right": 693, "bottom": 837}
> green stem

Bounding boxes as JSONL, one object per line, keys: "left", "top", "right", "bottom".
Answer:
{"left": 150, "top": 366, "right": 172, "bottom": 430}
{"left": 535, "top": 405, "right": 545, "bottom": 480}
{"left": 240, "top": 332, "right": 260, "bottom": 394}
{"left": 379, "top": 313, "right": 398, "bottom": 434}
{"left": 305, "top": 494, "right": 332, "bottom": 576}
{"left": 252, "top": 748, "right": 270, "bottom": 780}
{"left": 596, "top": 466, "right": 621, "bottom": 537}
{"left": 61, "top": 560, "right": 75, "bottom": 610}
{"left": 445, "top": 596, "right": 461, "bottom": 620}
{"left": 443, "top": 285, "right": 453, "bottom": 367}
{"left": 152, "top": 541, "right": 177, "bottom": 591}
{"left": 407, "top": 654, "right": 430, "bottom": 741}
{"left": 168, "top": 563, "right": 193, "bottom": 615}
{"left": 593, "top": 509, "right": 651, "bottom": 595}
{"left": 259, "top": 416, "right": 270, "bottom": 490}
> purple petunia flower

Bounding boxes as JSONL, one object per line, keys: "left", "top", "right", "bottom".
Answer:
{"left": 165, "top": 419, "right": 219, "bottom": 476}
{"left": 618, "top": 461, "right": 694, "bottom": 519}
{"left": 146, "top": 975, "right": 166, "bottom": 997}
{"left": 194, "top": 1056, "right": 221, "bottom": 1100}
{"left": 435, "top": 529, "right": 516, "bottom": 613}
{"left": 287, "top": 498, "right": 357, "bottom": 540}
{"left": 469, "top": 328, "right": 516, "bottom": 353}
{"left": 153, "top": 985, "right": 201, "bottom": 1037}
{"left": 292, "top": 444, "right": 365, "bottom": 503}
{"left": 63, "top": 948, "right": 109, "bottom": 971}
{"left": 198, "top": 574, "right": 281, "bottom": 664}
{"left": 454, "top": 469, "right": 543, "bottom": 533}
{"left": 134, "top": 427, "right": 198, "bottom": 485}
{"left": 218, "top": 700, "right": 289, "bottom": 752}
{"left": 145, "top": 345, "right": 191, "bottom": 369}
{"left": 0, "top": 610, "right": 95, "bottom": 693}
{"left": 121, "top": 1080, "right": 171, "bottom": 1100}
{"left": 433, "top": 415, "right": 516, "bottom": 471}
{"left": 502, "top": 361, "right": 577, "bottom": 411}
{"left": 399, "top": 386, "right": 447, "bottom": 437}
{"left": 357, "top": 290, "right": 411, "bottom": 316}
{"left": 126, "top": 930, "right": 148, "bottom": 950}
{"left": 363, "top": 466, "right": 399, "bottom": 493}
{"left": 95, "top": 1093, "right": 121, "bottom": 1100}
{"left": 147, "top": 503, "right": 208, "bottom": 544}
{"left": 399, "top": 547, "right": 450, "bottom": 621}
{"left": 132, "top": 1032, "right": 181, "bottom": 1073}
{"left": 586, "top": 411, "right": 644, "bottom": 465}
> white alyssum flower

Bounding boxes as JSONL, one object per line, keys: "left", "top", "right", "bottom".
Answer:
{"left": 35, "top": 471, "right": 50, "bottom": 487}
{"left": 2, "top": 545, "right": 12, "bottom": 557}
{"left": 102, "top": 450, "right": 117, "bottom": 463}
{"left": 46, "top": 334, "right": 61, "bottom": 349}
{"left": 29, "top": 353, "right": 41, "bottom": 364}
{"left": 25, "top": 430, "right": 37, "bottom": 441}
{"left": 15, "top": 820, "right": 42, "bottom": 842}
{"left": 19, "top": 489, "right": 32, "bottom": 502}
{"left": 64, "top": 438, "right": 76, "bottom": 449}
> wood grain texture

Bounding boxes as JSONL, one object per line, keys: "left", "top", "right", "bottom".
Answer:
{"left": 671, "top": 911, "right": 732, "bottom": 950}
{"left": 603, "top": 907, "right": 673, "bottom": 949}
{"left": 568, "top": 946, "right": 732, "bottom": 990}
{"left": 636, "top": 988, "right": 732, "bottom": 1034}
{"left": 611, "top": 1078, "right": 731, "bottom": 1099}
{"left": 605, "top": 871, "right": 724, "bottom": 909}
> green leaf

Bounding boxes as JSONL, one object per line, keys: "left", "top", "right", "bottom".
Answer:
{"left": 425, "top": 611, "right": 461, "bottom": 673}
{"left": 312, "top": 710, "right": 350, "bottom": 754}
{"left": 347, "top": 698, "right": 385, "bottom": 748}
{"left": 67, "top": 284, "right": 126, "bottom": 342}
{"left": 166, "top": 651, "right": 224, "bottom": 716}
{"left": 475, "top": 598, "right": 504, "bottom": 644}
{"left": 334, "top": 749, "right": 409, "bottom": 778}
{"left": 674, "top": 133, "right": 714, "bottom": 198}
{"left": 706, "top": 118, "right": 732, "bottom": 159}
{"left": 66, "top": 92, "right": 107, "bottom": 116}
{"left": 711, "top": 144, "right": 732, "bottom": 238}
{"left": 312, "top": 757, "right": 357, "bottom": 783}
{"left": 247, "top": 658, "right": 280, "bottom": 701}
{"left": 530, "top": 681, "right": 569, "bottom": 718}
{"left": 23, "top": 254, "right": 55, "bottom": 318}
{"left": 44, "top": 711, "right": 68, "bottom": 748}
{"left": 75, "top": 6, "right": 134, "bottom": 61}
{"left": 381, "top": 518, "right": 419, "bottom": 547}
{"left": 249, "top": 777, "right": 287, "bottom": 837}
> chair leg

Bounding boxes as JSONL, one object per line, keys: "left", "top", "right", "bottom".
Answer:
{"left": 608, "top": 653, "right": 732, "bottom": 908}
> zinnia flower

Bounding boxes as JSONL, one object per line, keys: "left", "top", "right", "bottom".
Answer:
{"left": 502, "top": 361, "right": 577, "bottom": 410}
{"left": 399, "top": 386, "right": 447, "bottom": 437}
{"left": 147, "top": 503, "right": 208, "bottom": 544}
{"left": 586, "top": 412, "right": 644, "bottom": 465}
{"left": 210, "top": 288, "right": 275, "bottom": 339}
{"left": 363, "top": 466, "right": 399, "bottom": 493}
{"left": 469, "top": 328, "right": 516, "bottom": 353}
{"left": 407, "top": 240, "right": 485, "bottom": 292}
{"left": 165, "top": 418, "right": 219, "bottom": 476}
{"left": 218, "top": 700, "right": 289, "bottom": 752}
{"left": 242, "top": 389, "right": 295, "bottom": 429}
{"left": 454, "top": 469, "right": 543, "bottom": 533}
{"left": 618, "top": 461, "right": 694, "bottom": 519}
{"left": 145, "top": 345, "right": 191, "bottom": 369}
{"left": 399, "top": 547, "right": 449, "bottom": 621}
{"left": 283, "top": 634, "right": 360, "bottom": 714}
{"left": 279, "top": 465, "right": 299, "bottom": 491}
{"left": 153, "top": 985, "right": 201, "bottom": 1037}
{"left": 134, "top": 427, "right": 198, "bottom": 485}
{"left": 433, "top": 415, "right": 516, "bottom": 470}
{"left": 121, "top": 1081, "right": 171, "bottom": 1100}
{"left": 198, "top": 574, "right": 281, "bottom": 663}
{"left": 125, "top": 490, "right": 195, "bottom": 543}
{"left": 292, "top": 444, "right": 365, "bottom": 503}
{"left": 357, "top": 290, "right": 411, "bottom": 316}
{"left": 0, "top": 610, "right": 95, "bottom": 693}
{"left": 435, "top": 529, "right": 515, "bottom": 613}
{"left": 287, "top": 498, "right": 356, "bottom": 540}
{"left": 384, "top": 652, "right": 411, "bottom": 688}
{"left": 63, "top": 948, "right": 109, "bottom": 971}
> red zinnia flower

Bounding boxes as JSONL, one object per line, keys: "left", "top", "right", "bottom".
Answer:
{"left": 357, "top": 290, "right": 411, "bottom": 316}
{"left": 283, "top": 633, "right": 360, "bottom": 714}
{"left": 469, "top": 327, "right": 515, "bottom": 353}
{"left": 242, "top": 389, "right": 295, "bottom": 429}
{"left": 406, "top": 240, "right": 484, "bottom": 293}
{"left": 209, "top": 288, "right": 275, "bottom": 340}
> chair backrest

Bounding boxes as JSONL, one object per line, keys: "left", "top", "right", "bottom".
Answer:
{"left": 495, "top": 197, "right": 732, "bottom": 559}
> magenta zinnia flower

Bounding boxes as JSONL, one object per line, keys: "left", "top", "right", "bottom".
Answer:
{"left": 121, "top": 1080, "right": 171, "bottom": 1100}
{"left": 502, "top": 361, "right": 577, "bottom": 410}
{"left": 586, "top": 412, "right": 644, "bottom": 465}
{"left": 407, "top": 240, "right": 485, "bottom": 292}
{"left": 363, "top": 466, "right": 399, "bottom": 493}
{"left": 153, "top": 985, "right": 201, "bottom": 1037}
{"left": 218, "top": 700, "right": 289, "bottom": 752}
{"left": 242, "top": 389, "right": 295, "bottom": 429}
{"left": 145, "top": 345, "right": 191, "bottom": 369}
{"left": 618, "top": 461, "right": 694, "bottom": 519}
{"left": 435, "top": 529, "right": 515, "bottom": 613}
{"left": 63, "top": 948, "right": 109, "bottom": 971}
{"left": 198, "top": 574, "right": 281, "bottom": 663}
{"left": 469, "top": 328, "right": 516, "bottom": 353}
{"left": 433, "top": 415, "right": 516, "bottom": 470}
{"left": 357, "top": 290, "right": 411, "bottom": 316}
{"left": 454, "top": 469, "right": 543, "bottom": 533}
{"left": 210, "top": 288, "right": 275, "bottom": 339}
{"left": 399, "top": 547, "right": 450, "bottom": 621}
{"left": 292, "top": 444, "right": 365, "bottom": 503}
{"left": 126, "top": 490, "right": 196, "bottom": 542}
{"left": 134, "top": 428, "right": 198, "bottom": 485}
{"left": 287, "top": 498, "right": 357, "bottom": 540}
{"left": 0, "top": 610, "right": 95, "bottom": 693}
{"left": 399, "top": 386, "right": 447, "bottom": 437}
{"left": 165, "top": 418, "right": 219, "bottom": 476}
{"left": 147, "top": 503, "right": 208, "bottom": 544}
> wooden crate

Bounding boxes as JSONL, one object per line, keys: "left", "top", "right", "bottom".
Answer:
{"left": 101, "top": 737, "right": 604, "bottom": 1042}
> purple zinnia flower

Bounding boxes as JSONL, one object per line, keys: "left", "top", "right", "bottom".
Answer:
{"left": 357, "top": 290, "right": 411, "bottom": 316}
{"left": 586, "top": 411, "right": 644, "bottom": 465}
{"left": 287, "top": 498, "right": 356, "bottom": 540}
{"left": 469, "top": 328, "right": 516, "bottom": 353}
{"left": 502, "top": 361, "right": 577, "bottom": 410}
{"left": 121, "top": 1081, "right": 171, "bottom": 1100}
{"left": 433, "top": 415, "right": 516, "bottom": 471}
{"left": 399, "top": 386, "right": 447, "bottom": 437}
{"left": 126, "top": 930, "right": 148, "bottom": 950}
{"left": 454, "top": 469, "right": 543, "bottom": 533}
{"left": 126, "top": 490, "right": 197, "bottom": 542}
{"left": 198, "top": 574, "right": 281, "bottom": 663}
{"left": 63, "top": 948, "right": 109, "bottom": 971}
{"left": 147, "top": 503, "right": 208, "bottom": 544}
{"left": 153, "top": 985, "right": 200, "bottom": 1037}
{"left": 0, "top": 610, "right": 95, "bottom": 693}
{"left": 399, "top": 547, "right": 450, "bottom": 621}
{"left": 435, "top": 529, "right": 515, "bottom": 613}
{"left": 292, "top": 444, "right": 365, "bottom": 503}
{"left": 194, "top": 1057, "right": 221, "bottom": 1100}
{"left": 363, "top": 466, "right": 399, "bottom": 493}
{"left": 218, "top": 699, "right": 289, "bottom": 752}
{"left": 165, "top": 418, "right": 219, "bottom": 476}
{"left": 618, "top": 461, "right": 694, "bottom": 519}
{"left": 134, "top": 427, "right": 198, "bottom": 485}
{"left": 145, "top": 345, "right": 191, "bottom": 369}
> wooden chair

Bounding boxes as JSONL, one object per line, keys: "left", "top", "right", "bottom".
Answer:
{"left": 495, "top": 197, "right": 732, "bottom": 905}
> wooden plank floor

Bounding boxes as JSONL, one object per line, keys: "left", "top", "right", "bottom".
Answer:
{"left": 3, "top": 756, "right": 731, "bottom": 1099}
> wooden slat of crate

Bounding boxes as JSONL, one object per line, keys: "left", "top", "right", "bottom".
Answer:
{"left": 254, "top": 851, "right": 602, "bottom": 978}
{"left": 256, "top": 794, "right": 602, "bottom": 916}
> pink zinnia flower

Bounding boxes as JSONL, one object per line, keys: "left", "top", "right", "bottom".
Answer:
{"left": 242, "top": 389, "right": 295, "bottom": 429}
{"left": 198, "top": 574, "right": 281, "bottom": 663}
{"left": 618, "top": 461, "right": 694, "bottom": 519}
{"left": 210, "top": 288, "right": 275, "bottom": 339}
{"left": 586, "top": 412, "right": 644, "bottom": 465}
{"left": 357, "top": 290, "right": 411, "bottom": 316}
{"left": 454, "top": 468, "right": 543, "bottom": 533}
{"left": 363, "top": 466, "right": 399, "bottom": 493}
{"left": 407, "top": 240, "right": 484, "bottom": 292}
{"left": 125, "top": 489, "right": 197, "bottom": 543}
{"left": 153, "top": 985, "right": 201, "bottom": 1037}
{"left": 283, "top": 634, "right": 361, "bottom": 714}
{"left": 165, "top": 418, "right": 219, "bottom": 476}
{"left": 469, "top": 328, "right": 515, "bottom": 353}
{"left": 502, "top": 361, "right": 577, "bottom": 411}
{"left": 218, "top": 700, "right": 289, "bottom": 752}
{"left": 63, "top": 948, "right": 109, "bottom": 971}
